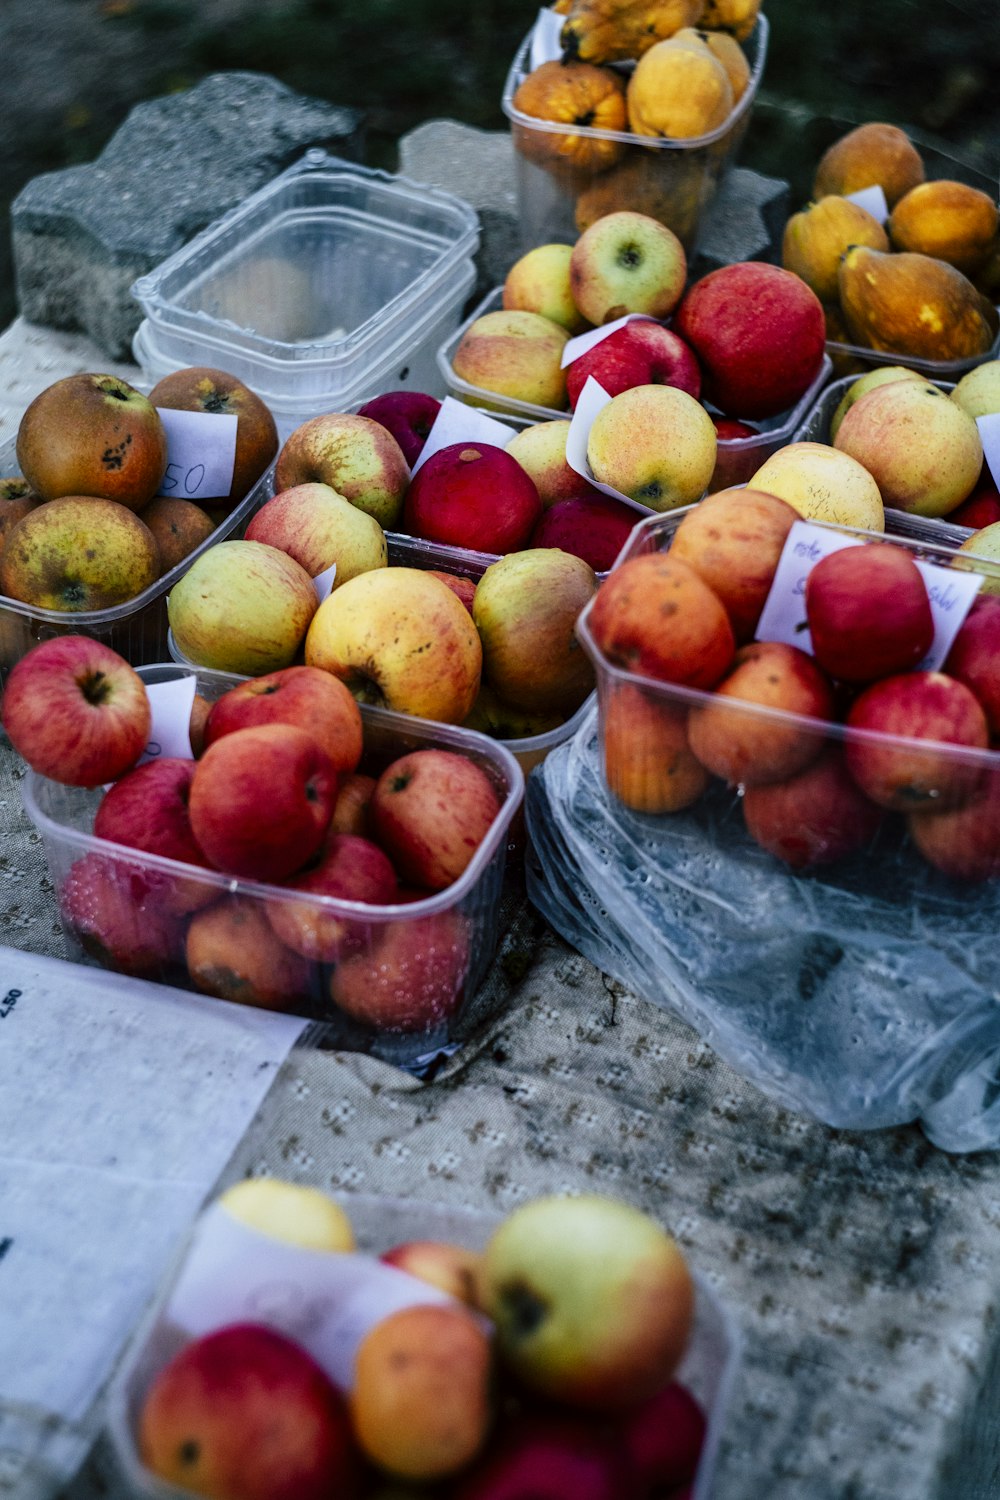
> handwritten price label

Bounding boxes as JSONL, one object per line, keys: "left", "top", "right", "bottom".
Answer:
{"left": 157, "top": 408, "right": 238, "bottom": 501}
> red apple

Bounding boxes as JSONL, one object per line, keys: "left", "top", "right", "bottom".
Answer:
{"left": 674, "top": 262, "right": 826, "bottom": 419}
{"left": 944, "top": 594, "right": 1000, "bottom": 734}
{"left": 148, "top": 366, "right": 279, "bottom": 510}
{"left": 189, "top": 723, "right": 337, "bottom": 880}
{"left": 370, "top": 748, "right": 502, "bottom": 891}
{"left": 266, "top": 832, "right": 399, "bottom": 962}
{"left": 244, "top": 482, "right": 387, "bottom": 588}
{"left": 186, "top": 896, "right": 322, "bottom": 1011}
{"left": 907, "top": 770, "right": 1000, "bottom": 881}
{"left": 60, "top": 853, "right": 186, "bottom": 977}
{"left": 710, "top": 418, "right": 763, "bottom": 491}
{"left": 564, "top": 319, "right": 701, "bottom": 410}
{"left": 93, "top": 757, "right": 216, "bottom": 915}
{"left": 379, "top": 1240, "right": 482, "bottom": 1305}
{"left": 426, "top": 569, "right": 477, "bottom": 613}
{"left": 587, "top": 553, "right": 735, "bottom": 689}
{"left": 805, "top": 542, "right": 934, "bottom": 683}
{"left": 2, "top": 635, "right": 150, "bottom": 787}
{"left": 403, "top": 443, "right": 542, "bottom": 555}
{"left": 616, "top": 1380, "right": 706, "bottom": 1496}
{"left": 713, "top": 418, "right": 758, "bottom": 442}
{"left": 138, "top": 1322, "right": 362, "bottom": 1500}
{"left": 948, "top": 475, "right": 1000, "bottom": 531}
{"left": 329, "top": 771, "right": 377, "bottom": 836}
{"left": 356, "top": 390, "right": 442, "bottom": 467}
{"left": 845, "top": 671, "right": 990, "bottom": 810}
{"left": 528, "top": 494, "right": 637, "bottom": 572}
{"left": 329, "top": 909, "right": 470, "bottom": 1032}
{"left": 453, "top": 1414, "right": 638, "bottom": 1500}
{"left": 742, "top": 748, "right": 884, "bottom": 867}
{"left": 204, "top": 666, "right": 363, "bottom": 776}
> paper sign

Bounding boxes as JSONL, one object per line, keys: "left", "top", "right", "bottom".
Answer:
{"left": 564, "top": 376, "right": 654, "bottom": 515}
{"left": 977, "top": 412, "right": 1000, "bottom": 492}
{"left": 560, "top": 313, "right": 662, "bottom": 368}
{"left": 313, "top": 562, "right": 337, "bottom": 602}
{"left": 157, "top": 407, "right": 239, "bottom": 501}
{"left": 844, "top": 184, "right": 889, "bottom": 224}
{"left": 529, "top": 5, "right": 564, "bottom": 67}
{"left": 140, "top": 675, "right": 199, "bottom": 764}
{"left": 913, "top": 557, "right": 983, "bottom": 669}
{"left": 412, "top": 394, "right": 518, "bottom": 474}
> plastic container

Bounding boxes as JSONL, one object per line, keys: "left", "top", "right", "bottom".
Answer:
{"left": 0, "top": 439, "right": 276, "bottom": 700}
{"left": 22, "top": 662, "right": 524, "bottom": 1073}
{"left": 438, "top": 284, "right": 834, "bottom": 488}
{"left": 106, "top": 1194, "right": 741, "bottom": 1500}
{"left": 501, "top": 16, "right": 768, "bottom": 256}
{"left": 130, "top": 151, "right": 480, "bottom": 439}
{"left": 825, "top": 316, "right": 1000, "bottom": 383}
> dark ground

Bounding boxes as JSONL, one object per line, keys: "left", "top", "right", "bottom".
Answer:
{"left": 1, "top": 0, "right": 998, "bottom": 330}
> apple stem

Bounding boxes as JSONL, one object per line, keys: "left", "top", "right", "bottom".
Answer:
{"left": 79, "top": 669, "right": 112, "bottom": 706}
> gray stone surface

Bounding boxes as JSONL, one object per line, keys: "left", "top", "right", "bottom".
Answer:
{"left": 12, "top": 72, "right": 363, "bottom": 361}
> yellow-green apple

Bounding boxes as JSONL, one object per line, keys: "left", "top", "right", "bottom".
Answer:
{"left": 330, "top": 771, "right": 377, "bottom": 836}
{"left": 2, "top": 635, "right": 150, "bottom": 786}
{"left": 426, "top": 569, "right": 477, "bottom": 614}
{"left": 204, "top": 665, "right": 363, "bottom": 775}
{"left": 453, "top": 1413, "right": 635, "bottom": 1500}
{"left": 602, "top": 684, "right": 708, "bottom": 814}
{"left": 949, "top": 476, "right": 1000, "bottom": 531}
{"left": 218, "top": 1178, "right": 355, "bottom": 1252}
{"left": 749, "top": 442, "right": 885, "bottom": 531}
{"left": 59, "top": 852, "right": 186, "bottom": 977}
{"left": 957, "top": 523, "right": 1000, "bottom": 595}
{"left": 16, "top": 372, "right": 168, "bottom": 509}
{"left": 274, "top": 413, "right": 410, "bottom": 529}
{"left": 687, "top": 641, "right": 835, "bottom": 786}
{"left": 834, "top": 380, "right": 983, "bottom": 517}
{"left": 505, "top": 421, "right": 601, "bottom": 509}
{"left": 451, "top": 310, "right": 570, "bottom": 412}
{"left": 0, "top": 496, "right": 160, "bottom": 609}
{"left": 305, "top": 568, "right": 482, "bottom": 724}
{"left": 186, "top": 896, "right": 322, "bottom": 1011}
{"left": 781, "top": 195, "right": 890, "bottom": 302}
{"left": 245, "top": 483, "right": 387, "bottom": 587}
{"left": 356, "top": 391, "right": 442, "bottom": 468}
{"left": 944, "top": 595, "right": 1000, "bottom": 733}
{"left": 476, "top": 1193, "right": 694, "bottom": 1409}
{"left": 0, "top": 478, "right": 40, "bottom": 556}
{"left": 138, "top": 1322, "right": 362, "bottom": 1500}
{"left": 189, "top": 723, "right": 337, "bottom": 880}
{"left": 528, "top": 493, "right": 637, "bottom": 571}
{"left": 569, "top": 212, "right": 687, "bottom": 326}
{"left": 329, "top": 909, "right": 470, "bottom": 1032}
{"left": 503, "top": 243, "right": 589, "bottom": 334}
{"left": 379, "top": 1240, "right": 482, "bottom": 1305}
{"left": 667, "top": 488, "right": 799, "bottom": 642}
{"left": 565, "top": 319, "right": 701, "bottom": 409}
{"left": 370, "top": 748, "right": 502, "bottom": 891}
{"left": 473, "top": 548, "right": 598, "bottom": 716}
{"left": 148, "top": 365, "right": 279, "bottom": 509}
{"left": 137, "top": 496, "right": 215, "bottom": 575}
{"left": 845, "top": 671, "right": 990, "bottom": 810}
{"left": 674, "top": 262, "right": 826, "bottom": 419}
{"left": 743, "top": 751, "right": 884, "bottom": 868}
{"left": 587, "top": 554, "right": 735, "bottom": 689}
{"left": 266, "top": 831, "right": 398, "bottom": 961}
{"left": 93, "top": 758, "right": 216, "bottom": 916}
{"left": 616, "top": 1380, "right": 705, "bottom": 1497}
{"left": 951, "top": 359, "right": 1000, "bottom": 419}
{"left": 462, "top": 683, "right": 564, "bottom": 740}
{"left": 167, "top": 540, "right": 318, "bottom": 675}
{"left": 828, "top": 365, "right": 923, "bottom": 441}
{"left": 907, "top": 769, "right": 1000, "bottom": 881}
{"left": 586, "top": 385, "right": 717, "bottom": 510}
{"left": 403, "top": 443, "right": 542, "bottom": 554}
{"left": 350, "top": 1303, "right": 492, "bottom": 1481}
{"left": 805, "top": 542, "right": 933, "bottom": 682}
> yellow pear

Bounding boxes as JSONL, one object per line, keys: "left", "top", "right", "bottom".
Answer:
{"left": 782, "top": 196, "right": 889, "bottom": 303}
{"left": 888, "top": 180, "right": 999, "bottom": 276}
{"left": 837, "top": 245, "right": 998, "bottom": 363}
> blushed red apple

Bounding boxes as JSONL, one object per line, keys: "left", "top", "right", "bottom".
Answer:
{"left": 805, "top": 542, "right": 934, "bottom": 682}
{"left": 741, "top": 748, "right": 884, "bottom": 868}
{"left": 528, "top": 493, "right": 637, "bottom": 572}
{"left": 668, "top": 488, "right": 799, "bottom": 643}
{"left": 329, "top": 909, "right": 470, "bottom": 1032}
{"left": 564, "top": 319, "right": 701, "bottom": 409}
{"left": 93, "top": 757, "right": 216, "bottom": 916}
{"left": 356, "top": 390, "right": 442, "bottom": 467}
{"left": 266, "top": 831, "right": 398, "bottom": 962}
{"left": 845, "top": 671, "right": 990, "bottom": 810}
{"left": 204, "top": 665, "right": 363, "bottom": 776}
{"left": 370, "top": 747, "right": 501, "bottom": 891}
{"left": 403, "top": 443, "right": 542, "bottom": 555}
{"left": 587, "top": 554, "right": 735, "bottom": 690}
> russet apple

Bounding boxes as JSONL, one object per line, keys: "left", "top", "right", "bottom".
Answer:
{"left": 93, "top": 757, "right": 216, "bottom": 916}
{"left": 0, "top": 479, "right": 40, "bottom": 556}
{"left": 834, "top": 380, "right": 983, "bottom": 517}
{"left": 503, "top": 243, "right": 590, "bottom": 334}
{"left": 586, "top": 385, "right": 717, "bottom": 510}
{"left": 204, "top": 665, "right": 363, "bottom": 776}
{"left": 148, "top": 365, "right": 279, "bottom": 510}
{"left": 805, "top": 542, "right": 934, "bottom": 682}
{"left": 587, "top": 553, "right": 735, "bottom": 689}
{"left": 218, "top": 1178, "right": 355, "bottom": 1252}
{"left": 16, "top": 372, "right": 168, "bottom": 509}
{"left": 245, "top": 482, "right": 387, "bottom": 587}
{"left": 0, "top": 496, "right": 160, "bottom": 610}
{"left": 845, "top": 671, "right": 990, "bottom": 810}
{"left": 403, "top": 442, "right": 542, "bottom": 555}
{"left": 370, "top": 748, "right": 502, "bottom": 891}
{"left": 167, "top": 540, "right": 318, "bottom": 675}
{"left": 274, "top": 412, "right": 410, "bottom": 529}
{"left": 356, "top": 391, "right": 442, "bottom": 468}
{"left": 266, "top": 831, "right": 399, "bottom": 962}
{"left": 329, "top": 909, "right": 470, "bottom": 1032}
{"left": 186, "top": 896, "right": 322, "bottom": 1012}
{"left": 742, "top": 748, "right": 884, "bottom": 869}
{"left": 451, "top": 310, "right": 570, "bottom": 412}
{"left": 60, "top": 852, "right": 186, "bottom": 978}
{"left": 668, "top": 487, "right": 799, "bottom": 642}
{"left": 528, "top": 493, "right": 637, "bottom": 572}
{"left": 944, "top": 595, "right": 1000, "bottom": 733}
{"left": 137, "top": 496, "right": 215, "bottom": 575}
{"left": 2, "top": 635, "right": 150, "bottom": 787}
{"left": 569, "top": 212, "right": 687, "bottom": 326}
{"left": 379, "top": 1240, "right": 482, "bottom": 1305}
{"left": 565, "top": 319, "right": 701, "bottom": 409}
{"left": 602, "top": 683, "right": 709, "bottom": 814}
{"left": 748, "top": 442, "right": 885, "bottom": 531}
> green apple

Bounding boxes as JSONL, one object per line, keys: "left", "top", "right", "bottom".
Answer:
{"left": 218, "top": 1178, "right": 355, "bottom": 1251}
{"left": 167, "top": 539, "right": 318, "bottom": 674}
{"left": 951, "top": 359, "right": 1000, "bottom": 419}
{"left": 503, "top": 243, "right": 589, "bottom": 335}
{"left": 569, "top": 210, "right": 687, "bottom": 326}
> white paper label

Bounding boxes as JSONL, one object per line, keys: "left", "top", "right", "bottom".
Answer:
{"left": 977, "top": 412, "right": 1000, "bottom": 491}
{"left": 157, "top": 408, "right": 239, "bottom": 501}
{"left": 530, "top": 5, "right": 564, "bottom": 67}
{"left": 140, "top": 675, "right": 199, "bottom": 764}
{"left": 913, "top": 557, "right": 984, "bottom": 668}
{"left": 313, "top": 562, "right": 338, "bottom": 602}
{"left": 412, "top": 395, "right": 518, "bottom": 474}
{"left": 844, "top": 184, "right": 890, "bottom": 224}
{"left": 564, "top": 376, "right": 654, "bottom": 515}
{"left": 560, "top": 313, "right": 662, "bottom": 369}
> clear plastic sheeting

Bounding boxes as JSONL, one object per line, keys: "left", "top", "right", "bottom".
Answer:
{"left": 526, "top": 710, "right": 1000, "bottom": 1154}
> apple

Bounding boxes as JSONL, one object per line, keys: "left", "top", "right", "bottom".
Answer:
{"left": 687, "top": 641, "right": 835, "bottom": 786}
{"left": 957, "top": 522, "right": 1000, "bottom": 594}
{"left": 356, "top": 390, "right": 442, "bottom": 467}
{"left": 944, "top": 595, "right": 1000, "bottom": 733}
{"left": 189, "top": 692, "right": 212, "bottom": 757}
{"left": 828, "top": 365, "right": 923, "bottom": 442}
{"left": 16, "top": 372, "right": 168, "bottom": 509}
{"left": 138, "top": 1322, "right": 362, "bottom": 1500}
{"left": 453, "top": 1414, "right": 637, "bottom": 1500}
{"left": 528, "top": 494, "right": 637, "bottom": 572}
{"left": 565, "top": 319, "right": 701, "bottom": 410}
{"left": 379, "top": 1240, "right": 482, "bottom": 1305}
{"left": 709, "top": 419, "right": 762, "bottom": 491}
{"left": 370, "top": 748, "right": 502, "bottom": 891}
{"left": 426, "top": 569, "right": 477, "bottom": 613}
{"left": 950, "top": 359, "right": 1000, "bottom": 420}
{"left": 350, "top": 1303, "right": 493, "bottom": 1481}
{"left": 602, "top": 684, "right": 709, "bottom": 814}
{"left": 186, "top": 895, "right": 322, "bottom": 1012}
{"left": 587, "top": 553, "right": 735, "bottom": 690}
{"left": 948, "top": 476, "right": 1000, "bottom": 530}
{"left": 189, "top": 723, "right": 337, "bottom": 881}
{"left": 148, "top": 365, "right": 279, "bottom": 509}
{"left": 403, "top": 442, "right": 542, "bottom": 555}
{"left": 674, "top": 262, "right": 826, "bottom": 419}
{"left": 266, "top": 831, "right": 399, "bottom": 962}
{"left": 0, "top": 496, "right": 160, "bottom": 610}
{"left": 845, "top": 671, "right": 990, "bottom": 810}
{"left": 204, "top": 665, "right": 363, "bottom": 776}
{"left": 167, "top": 540, "right": 318, "bottom": 675}
{"left": 907, "top": 771, "right": 1000, "bottom": 881}
{"left": 462, "top": 683, "right": 564, "bottom": 741}
{"left": 473, "top": 548, "right": 598, "bottom": 716}
{"left": 330, "top": 771, "right": 377, "bottom": 836}
{"left": 245, "top": 482, "right": 387, "bottom": 587}
{"left": 0, "top": 478, "right": 40, "bottom": 555}
{"left": 2, "top": 635, "right": 150, "bottom": 787}
{"left": 569, "top": 212, "right": 687, "bottom": 327}
{"left": 476, "top": 1193, "right": 694, "bottom": 1409}
{"left": 748, "top": 442, "right": 885, "bottom": 531}
{"left": 741, "top": 748, "right": 884, "bottom": 869}
{"left": 93, "top": 757, "right": 216, "bottom": 916}
{"left": 505, "top": 421, "right": 603, "bottom": 509}
{"left": 586, "top": 385, "right": 717, "bottom": 510}
{"left": 274, "top": 412, "right": 411, "bottom": 529}
{"left": 60, "top": 852, "right": 186, "bottom": 977}
{"left": 834, "top": 380, "right": 983, "bottom": 518}
{"left": 805, "top": 542, "right": 934, "bottom": 682}
{"left": 218, "top": 1178, "right": 355, "bottom": 1252}
{"left": 329, "top": 909, "right": 470, "bottom": 1032}
{"left": 616, "top": 1380, "right": 706, "bottom": 1496}
{"left": 668, "top": 487, "right": 799, "bottom": 642}
{"left": 305, "top": 568, "right": 482, "bottom": 724}
{"left": 137, "top": 496, "right": 215, "bottom": 574}
{"left": 451, "top": 310, "right": 570, "bottom": 412}
{"left": 503, "top": 242, "right": 589, "bottom": 335}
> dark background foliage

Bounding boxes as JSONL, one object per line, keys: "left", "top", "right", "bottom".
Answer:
{"left": 1, "top": 0, "right": 998, "bottom": 329}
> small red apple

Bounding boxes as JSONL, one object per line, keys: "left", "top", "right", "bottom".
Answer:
{"left": 186, "top": 896, "right": 322, "bottom": 1012}
{"left": 453, "top": 1413, "right": 639, "bottom": 1500}
{"left": 948, "top": 475, "right": 1000, "bottom": 531}
{"left": 805, "top": 543, "right": 933, "bottom": 682}
{"left": 357, "top": 390, "right": 442, "bottom": 467}
{"left": 616, "top": 1379, "right": 706, "bottom": 1496}
{"left": 266, "top": 831, "right": 399, "bottom": 962}
{"left": 741, "top": 748, "right": 884, "bottom": 868}
{"left": 845, "top": 671, "right": 990, "bottom": 810}
{"left": 528, "top": 493, "right": 637, "bottom": 572}
{"left": 329, "top": 909, "right": 470, "bottom": 1032}
{"left": 370, "top": 748, "right": 502, "bottom": 891}
{"left": 204, "top": 665, "right": 363, "bottom": 776}
{"left": 907, "top": 769, "right": 1000, "bottom": 881}
{"left": 944, "top": 594, "right": 1000, "bottom": 735}
{"left": 403, "top": 443, "right": 542, "bottom": 554}
{"left": 564, "top": 319, "right": 701, "bottom": 409}
{"left": 93, "top": 757, "right": 216, "bottom": 915}
{"left": 60, "top": 853, "right": 186, "bottom": 978}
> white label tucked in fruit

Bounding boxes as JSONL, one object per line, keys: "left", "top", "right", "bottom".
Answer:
{"left": 139, "top": 675, "right": 198, "bottom": 764}
{"left": 977, "top": 412, "right": 1000, "bottom": 492}
{"left": 844, "top": 184, "right": 889, "bottom": 224}
{"left": 412, "top": 395, "right": 518, "bottom": 475}
{"left": 312, "top": 562, "right": 337, "bottom": 603}
{"left": 560, "top": 313, "right": 662, "bottom": 369}
{"left": 157, "top": 408, "right": 239, "bottom": 500}
{"left": 565, "top": 375, "right": 653, "bottom": 515}
{"left": 529, "top": 5, "right": 564, "bottom": 67}
{"left": 912, "top": 558, "right": 983, "bottom": 669}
